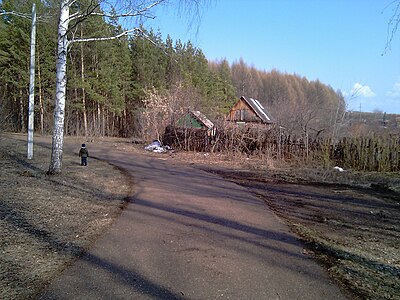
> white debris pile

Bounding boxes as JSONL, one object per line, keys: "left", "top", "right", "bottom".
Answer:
{"left": 334, "top": 166, "right": 345, "bottom": 172}
{"left": 144, "top": 140, "right": 173, "bottom": 153}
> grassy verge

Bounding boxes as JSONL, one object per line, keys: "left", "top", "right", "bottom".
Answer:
{"left": 0, "top": 133, "right": 131, "bottom": 299}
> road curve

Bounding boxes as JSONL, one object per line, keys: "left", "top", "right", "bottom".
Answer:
{"left": 40, "top": 142, "right": 349, "bottom": 300}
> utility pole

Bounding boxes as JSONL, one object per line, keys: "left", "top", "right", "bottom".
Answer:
{"left": 27, "top": 3, "right": 36, "bottom": 159}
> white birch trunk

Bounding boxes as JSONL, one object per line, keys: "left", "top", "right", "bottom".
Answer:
{"left": 48, "top": 0, "right": 70, "bottom": 174}
{"left": 27, "top": 3, "right": 36, "bottom": 159}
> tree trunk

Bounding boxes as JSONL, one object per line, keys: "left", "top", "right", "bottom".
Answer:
{"left": 112, "top": 111, "right": 115, "bottom": 136}
{"left": 19, "top": 89, "right": 25, "bottom": 132}
{"left": 38, "top": 51, "right": 44, "bottom": 135}
{"left": 80, "top": 27, "right": 88, "bottom": 137}
{"left": 123, "top": 108, "right": 127, "bottom": 137}
{"left": 27, "top": 3, "right": 36, "bottom": 160}
{"left": 92, "top": 103, "right": 96, "bottom": 135}
{"left": 102, "top": 104, "right": 105, "bottom": 137}
{"left": 48, "top": 0, "right": 70, "bottom": 175}
{"left": 74, "top": 86, "right": 79, "bottom": 135}
{"left": 97, "top": 101, "right": 101, "bottom": 136}
{"left": 106, "top": 108, "right": 110, "bottom": 136}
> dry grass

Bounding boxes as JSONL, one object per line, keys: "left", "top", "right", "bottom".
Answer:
{"left": 0, "top": 133, "right": 131, "bottom": 299}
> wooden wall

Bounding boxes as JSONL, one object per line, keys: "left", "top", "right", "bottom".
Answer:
{"left": 228, "top": 99, "right": 260, "bottom": 123}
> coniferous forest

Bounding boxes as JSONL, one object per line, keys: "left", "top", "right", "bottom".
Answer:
{"left": 1, "top": 0, "right": 349, "bottom": 141}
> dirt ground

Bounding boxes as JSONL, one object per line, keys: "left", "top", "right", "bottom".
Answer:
{"left": 0, "top": 134, "right": 132, "bottom": 299}
{"left": 1, "top": 133, "right": 399, "bottom": 299}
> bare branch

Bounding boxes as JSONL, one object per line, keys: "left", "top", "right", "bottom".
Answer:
{"left": 1, "top": 9, "right": 53, "bottom": 23}
{"left": 67, "top": 2, "right": 100, "bottom": 34}
{"left": 66, "top": 0, "right": 78, "bottom": 7}
{"left": 69, "top": 0, "right": 165, "bottom": 21}
{"left": 69, "top": 11, "right": 80, "bottom": 19}
{"left": 70, "top": 28, "right": 137, "bottom": 44}
{"left": 383, "top": 0, "right": 400, "bottom": 54}
{"left": 97, "top": 0, "right": 165, "bottom": 18}
{"left": 0, "top": 10, "right": 32, "bottom": 20}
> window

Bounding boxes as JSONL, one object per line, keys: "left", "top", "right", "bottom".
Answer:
{"left": 240, "top": 109, "right": 247, "bottom": 121}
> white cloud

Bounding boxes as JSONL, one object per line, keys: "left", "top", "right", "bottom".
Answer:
{"left": 386, "top": 79, "right": 400, "bottom": 98}
{"left": 350, "top": 83, "right": 376, "bottom": 98}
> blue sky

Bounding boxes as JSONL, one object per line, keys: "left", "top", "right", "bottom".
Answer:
{"left": 145, "top": 0, "right": 400, "bottom": 114}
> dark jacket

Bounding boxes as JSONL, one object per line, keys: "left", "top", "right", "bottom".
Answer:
{"left": 79, "top": 147, "right": 89, "bottom": 157}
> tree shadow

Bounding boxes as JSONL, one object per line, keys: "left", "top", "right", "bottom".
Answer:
{"left": 1, "top": 201, "right": 185, "bottom": 300}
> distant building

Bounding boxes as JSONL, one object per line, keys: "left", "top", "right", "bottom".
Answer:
{"left": 227, "top": 96, "right": 274, "bottom": 126}
{"left": 163, "top": 110, "right": 215, "bottom": 151}
{"left": 176, "top": 110, "right": 215, "bottom": 137}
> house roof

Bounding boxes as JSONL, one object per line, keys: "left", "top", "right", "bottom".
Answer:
{"left": 241, "top": 96, "right": 274, "bottom": 124}
{"left": 190, "top": 110, "right": 215, "bottom": 129}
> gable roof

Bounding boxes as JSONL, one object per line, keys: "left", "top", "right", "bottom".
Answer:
{"left": 176, "top": 110, "right": 215, "bottom": 130}
{"left": 190, "top": 110, "right": 214, "bottom": 129}
{"left": 240, "top": 96, "right": 273, "bottom": 124}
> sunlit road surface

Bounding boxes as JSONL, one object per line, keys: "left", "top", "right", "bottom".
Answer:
{"left": 40, "top": 141, "right": 349, "bottom": 300}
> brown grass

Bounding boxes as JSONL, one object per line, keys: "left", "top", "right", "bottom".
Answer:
{"left": 0, "top": 133, "right": 131, "bottom": 299}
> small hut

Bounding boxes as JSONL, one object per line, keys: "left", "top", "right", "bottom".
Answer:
{"left": 163, "top": 110, "right": 215, "bottom": 151}
{"left": 227, "top": 96, "right": 274, "bottom": 126}
{"left": 176, "top": 110, "right": 215, "bottom": 137}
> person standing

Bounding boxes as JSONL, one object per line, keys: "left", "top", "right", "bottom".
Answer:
{"left": 79, "top": 143, "right": 89, "bottom": 166}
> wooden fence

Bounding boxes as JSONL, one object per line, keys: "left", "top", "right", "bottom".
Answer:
{"left": 332, "top": 137, "right": 400, "bottom": 172}
{"left": 163, "top": 126, "right": 400, "bottom": 172}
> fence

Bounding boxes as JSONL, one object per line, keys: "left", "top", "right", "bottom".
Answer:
{"left": 163, "top": 126, "right": 400, "bottom": 172}
{"left": 333, "top": 137, "right": 400, "bottom": 172}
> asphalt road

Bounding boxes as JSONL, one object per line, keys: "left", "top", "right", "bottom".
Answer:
{"left": 40, "top": 142, "right": 349, "bottom": 300}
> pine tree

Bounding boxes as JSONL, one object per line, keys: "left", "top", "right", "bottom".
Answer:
{"left": 0, "top": 0, "right": 32, "bottom": 131}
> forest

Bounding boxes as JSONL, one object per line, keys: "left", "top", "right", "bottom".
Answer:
{"left": 0, "top": 0, "right": 350, "bottom": 142}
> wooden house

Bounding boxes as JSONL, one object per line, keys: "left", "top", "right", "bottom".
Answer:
{"left": 227, "top": 96, "right": 274, "bottom": 126}
{"left": 175, "top": 110, "right": 216, "bottom": 137}
{"left": 163, "top": 110, "right": 215, "bottom": 151}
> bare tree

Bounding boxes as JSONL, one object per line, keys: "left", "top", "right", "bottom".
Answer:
{"left": 140, "top": 88, "right": 170, "bottom": 142}
{"left": 384, "top": 0, "right": 400, "bottom": 53}
{"left": 139, "top": 82, "right": 201, "bottom": 141}
{"left": 47, "top": 0, "right": 201, "bottom": 174}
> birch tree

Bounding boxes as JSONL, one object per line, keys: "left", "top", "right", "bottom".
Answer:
{"left": 47, "top": 0, "right": 200, "bottom": 174}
